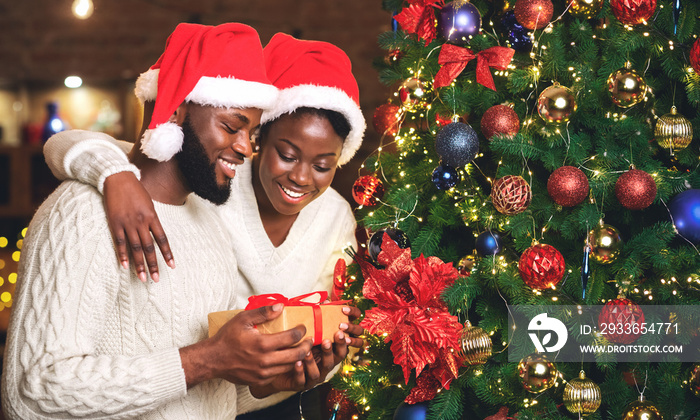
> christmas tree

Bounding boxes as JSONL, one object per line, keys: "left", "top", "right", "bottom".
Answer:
{"left": 330, "top": 0, "right": 700, "bottom": 419}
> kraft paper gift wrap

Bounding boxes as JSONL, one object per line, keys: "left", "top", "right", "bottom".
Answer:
{"left": 208, "top": 292, "right": 349, "bottom": 345}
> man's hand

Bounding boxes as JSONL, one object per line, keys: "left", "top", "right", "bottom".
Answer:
{"left": 179, "top": 304, "right": 313, "bottom": 388}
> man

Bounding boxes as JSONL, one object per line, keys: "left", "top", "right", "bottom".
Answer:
{"left": 1, "top": 22, "right": 319, "bottom": 419}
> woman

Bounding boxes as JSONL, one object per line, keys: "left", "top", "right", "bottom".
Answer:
{"left": 44, "top": 33, "right": 366, "bottom": 419}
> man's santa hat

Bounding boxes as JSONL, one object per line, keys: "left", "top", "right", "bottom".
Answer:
{"left": 262, "top": 33, "right": 366, "bottom": 166}
{"left": 134, "top": 23, "right": 278, "bottom": 162}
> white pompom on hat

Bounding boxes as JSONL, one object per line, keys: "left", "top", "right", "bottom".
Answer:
{"left": 262, "top": 33, "right": 366, "bottom": 166}
{"left": 135, "top": 22, "right": 278, "bottom": 162}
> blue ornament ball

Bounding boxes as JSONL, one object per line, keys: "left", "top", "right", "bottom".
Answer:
{"left": 432, "top": 164, "right": 460, "bottom": 190}
{"left": 438, "top": 1, "right": 482, "bottom": 46}
{"left": 393, "top": 401, "right": 429, "bottom": 420}
{"left": 475, "top": 231, "right": 503, "bottom": 256}
{"left": 435, "top": 122, "right": 479, "bottom": 168}
{"left": 669, "top": 189, "right": 700, "bottom": 244}
{"left": 501, "top": 10, "right": 532, "bottom": 52}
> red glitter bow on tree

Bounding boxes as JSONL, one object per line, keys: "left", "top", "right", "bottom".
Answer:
{"left": 393, "top": 0, "right": 443, "bottom": 46}
{"left": 434, "top": 44, "right": 515, "bottom": 90}
{"left": 357, "top": 233, "right": 463, "bottom": 402}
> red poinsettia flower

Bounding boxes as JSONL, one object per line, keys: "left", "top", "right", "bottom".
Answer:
{"left": 359, "top": 233, "right": 462, "bottom": 387}
{"left": 393, "top": 0, "right": 443, "bottom": 46}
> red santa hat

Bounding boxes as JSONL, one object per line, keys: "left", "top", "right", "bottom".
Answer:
{"left": 262, "top": 33, "right": 365, "bottom": 166}
{"left": 134, "top": 22, "right": 278, "bottom": 162}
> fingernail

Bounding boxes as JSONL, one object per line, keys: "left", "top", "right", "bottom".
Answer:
{"left": 345, "top": 337, "right": 351, "bottom": 345}
{"left": 323, "top": 341, "right": 332, "bottom": 349}
{"left": 272, "top": 303, "right": 283, "bottom": 311}
{"left": 121, "top": 261, "right": 129, "bottom": 269}
{"left": 338, "top": 332, "right": 345, "bottom": 339}
{"left": 296, "top": 361, "right": 302, "bottom": 367}
{"left": 342, "top": 307, "right": 351, "bottom": 314}
{"left": 139, "top": 272, "right": 147, "bottom": 282}
{"left": 168, "top": 259, "right": 176, "bottom": 269}
{"left": 151, "top": 272, "right": 159, "bottom": 282}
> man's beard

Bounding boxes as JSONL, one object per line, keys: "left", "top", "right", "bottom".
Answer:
{"left": 174, "top": 117, "right": 231, "bottom": 205}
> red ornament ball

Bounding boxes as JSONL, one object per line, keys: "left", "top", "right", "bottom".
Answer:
{"left": 352, "top": 175, "right": 385, "bottom": 206}
{"left": 518, "top": 243, "right": 565, "bottom": 289}
{"left": 372, "top": 103, "right": 401, "bottom": 136}
{"left": 597, "top": 298, "right": 645, "bottom": 344}
{"left": 514, "top": 0, "right": 554, "bottom": 30}
{"left": 491, "top": 175, "right": 532, "bottom": 215}
{"left": 547, "top": 166, "right": 590, "bottom": 207}
{"left": 610, "top": 0, "right": 656, "bottom": 25}
{"left": 690, "top": 39, "right": 700, "bottom": 75}
{"left": 481, "top": 105, "right": 520, "bottom": 140}
{"left": 615, "top": 169, "right": 657, "bottom": 210}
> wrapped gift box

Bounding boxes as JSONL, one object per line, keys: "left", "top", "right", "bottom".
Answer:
{"left": 208, "top": 304, "right": 349, "bottom": 346}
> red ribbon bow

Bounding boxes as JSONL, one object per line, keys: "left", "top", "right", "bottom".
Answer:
{"left": 245, "top": 292, "right": 348, "bottom": 345}
{"left": 434, "top": 44, "right": 515, "bottom": 90}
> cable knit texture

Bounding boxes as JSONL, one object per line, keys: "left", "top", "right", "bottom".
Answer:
{"left": 41, "top": 131, "right": 358, "bottom": 415}
{"left": 1, "top": 181, "right": 239, "bottom": 419}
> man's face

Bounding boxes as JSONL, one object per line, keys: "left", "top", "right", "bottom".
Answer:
{"left": 175, "top": 104, "right": 261, "bottom": 205}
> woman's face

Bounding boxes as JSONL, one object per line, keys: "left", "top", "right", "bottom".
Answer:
{"left": 256, "top": 112, "right": 344, "bottom": 216}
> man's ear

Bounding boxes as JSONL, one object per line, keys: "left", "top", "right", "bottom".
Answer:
{"left": 170, "top": 103, "right": 188, "bottom": 125}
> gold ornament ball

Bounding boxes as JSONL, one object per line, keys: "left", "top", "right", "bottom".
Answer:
{"left": 398, "top": 78, "right": 429, "bottom": 112}
{"left": 457, "top": 254, "right": 476, "bottom": 275}
{"left": 458, "top": 321, "right": 492, "bottom": 365}
{"left": 607, "top": 64, "right": 647, "bottom": 108}
{"left": 621, "top": 397, "right": 662, "bottom": 420}
{"left": 568, "top": 0, "right": 603, "bottom": 18}
{"left": 690, "top": 364, "right": 700, "bottom": 397}
{"left": 655, "top": 106, "right": 693, "bottom": 154}
{"left": 537, "top": 85, "right": 577, "bottom": 123}
{"left": 563, "top": 371, "right": 601, "bottom": 416}
{"left": 587, "top": 223, "right": 623, "bottom": 264}
{"left": 517, "top": 353, "right": 558, "bottom": 393}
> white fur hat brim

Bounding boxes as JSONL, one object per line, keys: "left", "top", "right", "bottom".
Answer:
{"left": 135, "top": 68, "right": 278, "bottom": 111}
{"left": 261, "top": 84, "right": 366, "bottom": 166}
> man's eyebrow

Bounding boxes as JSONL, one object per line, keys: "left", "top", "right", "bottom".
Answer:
{"left": 229, "top": 112, "right": 250, "bottom": 125}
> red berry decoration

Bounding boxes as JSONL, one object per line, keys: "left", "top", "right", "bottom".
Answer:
{"left": 610, "top": 0, "right": 657, "bottom": 25}
{"left": 615, "top": 168, "right": 657, "bottom": 210}
{"left": 518, "top": 243, "right": 565, "bottom": 289}
{"left": 491, "top": 175, "right": 532, "bottom": 215}
{"left": 690, "top": 38, "right": 700, "bottom": 75}
{"left": 481, "top": 105, "right": 520, "bottom": 140}
{"left": 352, "top": 175, "right": 385, "bottom": 206}
{"left": 547, "top": 166, "right": 590, "bottom": 207}
{"left": 514, "top": 0, "right": 554, "bottom": 30}
{"left": 597, "top": 298, "right": 645, "bottom": 344}
{"left": 372, "top": 103, "right": 401, "bottom": 136}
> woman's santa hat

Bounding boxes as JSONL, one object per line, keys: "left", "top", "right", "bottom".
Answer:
{"left": 134, "top": 22, "right": 278, "bottom": 162}
{"left": 262, "top": 33, "right": 366, "bottom": 166}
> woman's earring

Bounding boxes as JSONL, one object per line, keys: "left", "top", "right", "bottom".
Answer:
{"left": 253, "top": 142, "right": 260, "bottom": 153}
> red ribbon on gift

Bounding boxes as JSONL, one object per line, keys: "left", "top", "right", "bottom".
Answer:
{"left": 434, "top": 44, "right": 515, "bottom": 90}
{"left": 245, "top": 292, "right": 348, "bottom": 346}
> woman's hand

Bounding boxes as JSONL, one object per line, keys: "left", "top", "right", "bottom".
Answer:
{"left": 103, "top": 172, "right": 174, "bottom": 281}
{"left": 341, "top": 306, "right": 365, "bottom": 348}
